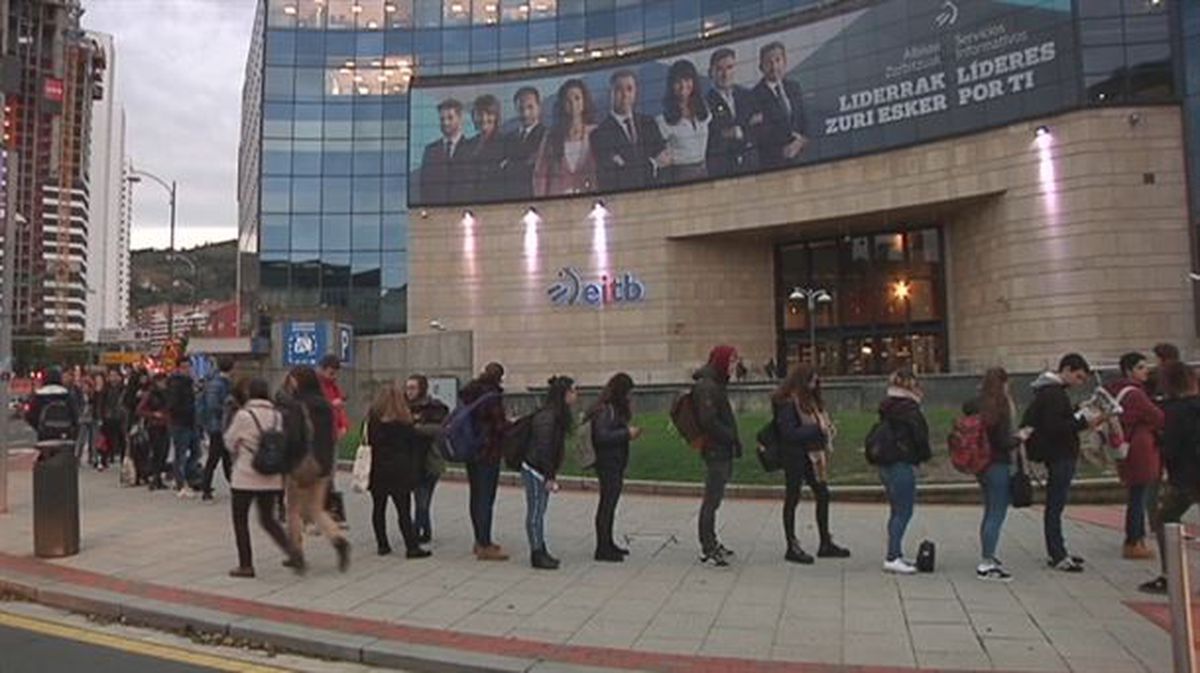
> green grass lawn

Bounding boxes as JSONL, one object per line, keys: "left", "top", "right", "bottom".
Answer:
{"left": 338, "top": 408, "right": 1112, "bottom": 486}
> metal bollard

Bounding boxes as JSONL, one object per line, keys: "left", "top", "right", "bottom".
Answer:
{"left": 1165, "top": 523, "right": 1196, "bottom": 673}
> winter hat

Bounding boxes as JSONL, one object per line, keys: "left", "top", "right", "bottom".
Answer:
{"left": 707, "top": 345, "right": 739, "bottom": 378}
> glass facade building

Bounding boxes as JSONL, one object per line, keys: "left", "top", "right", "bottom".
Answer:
{"left": 240, "top": 0, "right": 1187, "bottom": 353}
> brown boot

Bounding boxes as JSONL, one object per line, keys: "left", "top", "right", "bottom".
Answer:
{"left": 1123, "top": 541, "right": 1154, "bottom": 560}
{"left": 478, "top": 544, "right": 509, "bottom": 561}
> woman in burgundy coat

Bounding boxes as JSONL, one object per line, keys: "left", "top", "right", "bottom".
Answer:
{"left": 1105, "top": 352, "right": 1166, "bottom": 559}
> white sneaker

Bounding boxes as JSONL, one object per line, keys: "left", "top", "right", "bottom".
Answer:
{"left": 883, "top": 558, "right": 917, "bottom": 575}
{"left": 976, "top": 562, "right": 1013, "bottom": 582}
{"left": 176, "top": 487, "right": 197, "bottom": 499}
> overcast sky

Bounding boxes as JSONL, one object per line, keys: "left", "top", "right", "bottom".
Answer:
{"left": 84, "top": 0, "right": 257, "bottom": 251}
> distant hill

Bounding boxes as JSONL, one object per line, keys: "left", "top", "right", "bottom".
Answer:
{"left": 131, "top": 239, "right": 237, "bottom": 311}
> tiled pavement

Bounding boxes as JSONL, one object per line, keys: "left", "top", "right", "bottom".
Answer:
{"left": 0, "top": 460, "right": 1181, "bottom": 672}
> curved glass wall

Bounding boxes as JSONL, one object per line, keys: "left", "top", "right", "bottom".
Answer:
{"left": 242, "top": 0, "right": 1177, "bottom": 335}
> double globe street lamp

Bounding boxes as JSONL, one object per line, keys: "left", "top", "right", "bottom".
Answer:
{"left": 789, "top": 287, "right": 832, "bottom": 366}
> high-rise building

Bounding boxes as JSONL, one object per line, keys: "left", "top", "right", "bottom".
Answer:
{"left": 83, "top": 30, "right": 129, "bottom": 343}
{"left": 3, "top": 0, "right": 103, "bottom": 341}
{"left": 239, "top": 0, "right": 1199, "bottom": 384}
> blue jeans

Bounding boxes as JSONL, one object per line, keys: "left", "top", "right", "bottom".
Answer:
{"left": 879, "top": 462, "right": 916, "bottom": 561}
{"left": 413, "top": 473, "right": 438, "bottom": 539}
{"left": 466, "top": 460, "right": 500, "bottom": 546}
{"left": 170, "top": 426, "right": 200, "bottom": 488}
{"left": 1126, "top": 484, "right": 1148, "bottom": 544}
{"left": 979, "top": 462, "right": 1011, "bottom": 562}
{"left": 1044, "top": 456, "right": 1077, "bottom": 562}
{"left": 522, "top": 465, "right": 551, "bottom": 552}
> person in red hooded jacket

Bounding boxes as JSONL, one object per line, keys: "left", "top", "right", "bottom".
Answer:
{"left": 1105, "top": 352, "right": 1165, "bottom": 560}
{"left": 318, "top": 355, "right": 350, "bottom": 439}
{"left": 692, "top": 345, "right": 741, "bottom": 567}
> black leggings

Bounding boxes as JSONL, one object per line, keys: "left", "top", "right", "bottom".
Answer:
{"left": 372, "top": 489, "right": 418, "bottom": 551}
{"left": 595, "top": 463, "right": 625, "bottom": 550}
{"left": 784, "top": 457, "right": 832, "bottom": 547}
{"left": 231, "top": 489, "right": 291, "bottom": 569}
{"left": 202, "top": 430, "right": 232, "bottom": 495}
{"left": 147, "top": 426, "right": 169, "bottom": 486}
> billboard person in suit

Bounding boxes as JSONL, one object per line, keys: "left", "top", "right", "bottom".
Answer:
{"left": 752, "top": 42, "right": 808, "bottom": 169}
{"left": 532, "top": 79, "right": 598, "bottom": 197}
{"left": 419, "top": 99, "right": 471, "bottom": 205}
{"left": 467, "top": 94, "right": 505, "bottom": 202}
{"left": 502, "top": 87, "right": 548, "bottom": 199}
{"left": 705, "top": 48, "right": 760, "bottom": 177}
{"left": 590, "top": 70, "right": 667, "bottom": 192}
{"left": 655, "top": 59, "right": 711, "bottom": 183}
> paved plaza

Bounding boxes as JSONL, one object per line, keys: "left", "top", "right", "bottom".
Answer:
{"left": 0, "top": 458, "right": 1183, "bottom": 672}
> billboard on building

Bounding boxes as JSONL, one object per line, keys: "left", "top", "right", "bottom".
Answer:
{"left": 409, "top": 0, "right": 1077, "bottom": 207}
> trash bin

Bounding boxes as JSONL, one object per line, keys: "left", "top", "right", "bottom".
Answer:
{"left": 33, "top": 440, "right": 79, "bottom": 558}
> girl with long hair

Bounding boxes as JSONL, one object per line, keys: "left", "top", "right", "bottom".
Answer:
{"left": 656, "top": 59, "right": 711, "bottom": 182}
{"left": 532, "top": 79, "right": 598, "bottom": 196}
{"left": 588, "top": 372, "right": 642, "bottom": 561}
{"left": 964, "top": 367, "right": 1025, "bottom": 581}
{"left": 522, "top": 375, "right": 578, "bottom": 569}
{"left": 367, "top": 381, "right": 431, "bottom": 559}
{"left": 877, "top": 367, "right": 932, "bottom": 574}
{"left": 772, "top": 364, "right": 849, "bottom": 564}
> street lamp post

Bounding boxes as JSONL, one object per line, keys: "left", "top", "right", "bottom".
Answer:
{"left": 789, "top": 287, "right": 832, "bottom": 367}
{"left": 126, "top": 169, "right": 177, "bottom": 337}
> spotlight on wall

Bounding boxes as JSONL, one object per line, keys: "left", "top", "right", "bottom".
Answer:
{"left": 590, "top": 200, "right": 608, "bottom": 220}
{"left": 429, "top": 319, "right": 447, "bottom": 332}
{"left": 1034, "top": 125, "right": 1050, "bottom": 138}
{"left": 1127, "top": 112, "right": 1142, "bottom": 127}
{"left": 419, "top": 209, "right": 429, "bottom": 219}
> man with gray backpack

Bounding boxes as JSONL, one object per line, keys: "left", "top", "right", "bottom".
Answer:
{"left": 26, "top": 369, "right": 79, "bottom": 449}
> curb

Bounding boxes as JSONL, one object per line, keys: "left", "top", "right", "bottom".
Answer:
{"left": 335, "top": 459, "right": 1127, "bottom": 505}
{"left": 0, "top": 569, "right": 580, "bottom": 673}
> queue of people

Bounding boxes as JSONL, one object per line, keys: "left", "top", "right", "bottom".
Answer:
{"left": 32, "top": 342, "right": 1196, "bottom": 592}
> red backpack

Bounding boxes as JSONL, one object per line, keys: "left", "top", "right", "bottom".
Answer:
{"left": 949, "top": 414, "right": 992, "bottom": 475}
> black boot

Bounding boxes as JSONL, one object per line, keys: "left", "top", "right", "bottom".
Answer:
{"left": 531, "top": 548, "right": 559, "bottom": 570}
{"left": 594, "top": 546, "right": 624, "bottom": 562}
{"left": 334, "top": 539, "right": 351, "bottom": 573}
{"left": 785, "top": 540, "right": 814, "bottom": 564}
{"left": 818, "top": 540, "right": 851, "bottom": 558}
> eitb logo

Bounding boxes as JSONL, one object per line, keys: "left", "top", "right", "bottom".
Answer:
{"left": 547, "top": 267, "right": 646, "bottom": 308}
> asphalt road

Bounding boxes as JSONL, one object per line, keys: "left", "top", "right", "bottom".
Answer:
{"left": 0, "top": 622, "right": 223, "bottom": 673}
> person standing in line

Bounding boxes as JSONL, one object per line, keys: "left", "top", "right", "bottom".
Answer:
{"left": 137, "top": 374, "right": 172, "bottom": 491}
{"left": 98, "top": 369, "right": 127, "bottom": 470}
{"left": 589, "top": 372, "right": 642, "bottom": 562}
{"left": 1150, "top": 342, "right": 1180, "bottom": 402}
{"left": 877, "top": 368, "right": 932, "bottom": 575}
{"left": 166, "top": 359, "right": 201, "bottom": 497}
{"left": 1104, "top": 352, "right": 1165, "bottom": 560}
{"left": 693, "top": 345, "right": 742, "bottom": 567}
{"left": 317, "top": 355, "right": 349, "bottom": 526}
{"left": 75, "top": 375, "right": 96, "bottom": 468}
{"left": 772, "top": 364, "right": 850, "bottom": 564}
{"left": 655, "top": 59, "right": 711, "bottom": 183}
{"left": 1022, "top": 353, "right": 1098, "bottom": 572}
{"left": 406, "top": 374, "right": 449, "bottom": 544}
{"left": 224, "top": 377, "right": 302, "bottom": 578}
{"left": 522, "top": 376, "right": 577, "bottom": 570}
{"left": 1140, "top": 361, "right": 1200, "bottom": 594}
{"left": 460, "top": 362, "right": 511, "bottom": 561}
{"left": 963, "top": 368, "right": 1026, "bottom": 582}
{"left": 279, "top": 367, "right": 350, "bottom": 573}
{"left": 200, "top": 357, "right": 237, "bottom": 501}
{"left": 367, "top": 381, "right": 432, "bottom": 559}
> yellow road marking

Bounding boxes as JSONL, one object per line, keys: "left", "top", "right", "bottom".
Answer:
{"left": 0, "top": 609, "right": 293, "bottom": 672}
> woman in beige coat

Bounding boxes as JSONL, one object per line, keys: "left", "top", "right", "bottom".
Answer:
{"left": 224, "top": 378, "right": 300, "bottom": 578}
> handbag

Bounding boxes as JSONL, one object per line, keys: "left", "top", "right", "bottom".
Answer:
{"left": 351, "top": 420, "right": 372, "bottom": 493}
{"left": 119, "top": 453, "right": 137, "bottom": 487}
{"left": 1010, "top": 453, "right": 1034, "bottom": 509}
{"left": 756, "top": 422, "right": 782, "bottom": 472}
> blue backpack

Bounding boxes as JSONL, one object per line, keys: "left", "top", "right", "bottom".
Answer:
{"left": 438, "top": 392, "right": 500, "bottom": 463}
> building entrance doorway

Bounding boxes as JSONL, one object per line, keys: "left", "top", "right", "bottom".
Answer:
{"left": 775, "top": 226, "right": 948, "bottom": 376}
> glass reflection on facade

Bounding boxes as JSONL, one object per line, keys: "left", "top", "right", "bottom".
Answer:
{"left": 239, "top": 0, "right": 1183, "bottom": 338}
{"left": 777, "top": 228, "right": 946, "bottom": 376}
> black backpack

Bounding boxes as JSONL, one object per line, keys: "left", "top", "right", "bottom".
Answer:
{"left": 864, "top": 418, "right": 907, "bottom": 466}
{"left": 916, "top": 540, "right": 936, "bottom": 573}
{"left": 247, "top": 409, "right": 290, "bottom": 475}
{"left": 501, "top": 413, "right": 535, "bottom": 470}
{"left": 37, "top": 399, "right": 77, "bottom": 443}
